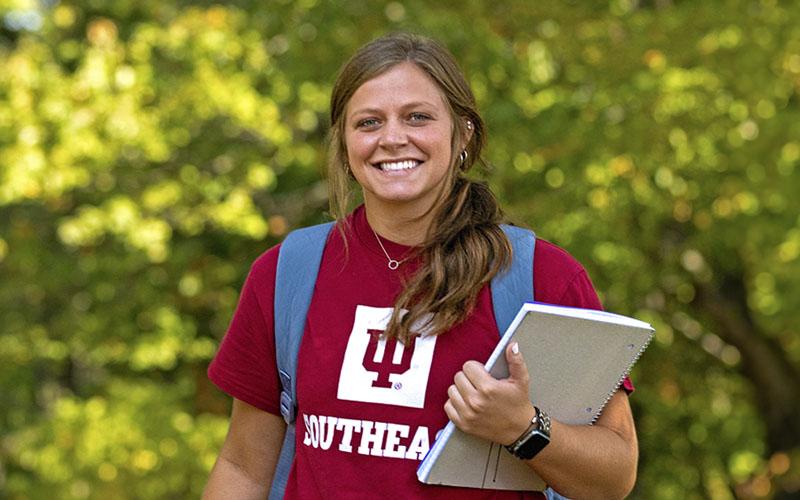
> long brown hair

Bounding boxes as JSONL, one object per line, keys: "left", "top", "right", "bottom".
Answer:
{"left": 327, "top": 33, "right": 511, "bottom": 342}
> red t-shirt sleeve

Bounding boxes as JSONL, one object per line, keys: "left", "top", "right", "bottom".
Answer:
{"left": 533, "top": 239, "right": 635, "bottom": 393}
{"left": 207, "top": 245, "right": 283, "bottom": 414}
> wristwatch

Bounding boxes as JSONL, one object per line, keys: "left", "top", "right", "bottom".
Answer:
{"left": 505, "top": 406, "right": 551, "bottom": 460}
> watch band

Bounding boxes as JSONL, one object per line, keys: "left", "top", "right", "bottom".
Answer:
{"left": 505, "top": 406, "right": 551, "bottom": 460}
{"left": 537, "top": 407, "right": 551, "bottom": 435}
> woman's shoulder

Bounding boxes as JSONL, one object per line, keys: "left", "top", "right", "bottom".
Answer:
{"left": 248, "top": 217, "right": 349, "bottom": 280}
{"left": 534, "top": 238, "right": 586, "bottom": 271}
{"left": 533, "top": 238, "right": 602, "bottom": 309}
{"left": 250, "top": 243, "right": 281, "bottom": 272}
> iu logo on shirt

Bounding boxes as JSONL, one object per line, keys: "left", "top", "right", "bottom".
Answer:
{"left": 363, "top": 329, "right": 416, "bottom": 388}
{"left": 337, "top": 305, "right": 437, "bottom": 408}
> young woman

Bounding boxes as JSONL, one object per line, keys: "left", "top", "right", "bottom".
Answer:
{"left": 203, "top": 33, "right": 638, "bottom": 499}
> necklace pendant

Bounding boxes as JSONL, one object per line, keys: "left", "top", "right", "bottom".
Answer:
{"left": 371, "top": 227, "right": 403, "bottom": 270}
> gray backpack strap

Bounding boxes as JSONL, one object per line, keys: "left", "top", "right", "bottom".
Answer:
{"left": 270, "top": 221, "right": 335, "bottom": 500}
{"left": 492, "top": 225, "right": 536, "bottom": 335}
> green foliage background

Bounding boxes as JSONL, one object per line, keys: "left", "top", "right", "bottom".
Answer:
{"left": 1, "top": 0, "right": 799, "bottom": 498}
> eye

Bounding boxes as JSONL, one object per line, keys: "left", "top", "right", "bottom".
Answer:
{"left": 408, "top": 112, "right": 431, "bottom": 124}
{"left": 356, "top": 117, "right": 380, "bottom": 129}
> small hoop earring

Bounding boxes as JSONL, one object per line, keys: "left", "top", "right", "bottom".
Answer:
{"left": 458, "top": 150, "right": 468, "bottom": 169}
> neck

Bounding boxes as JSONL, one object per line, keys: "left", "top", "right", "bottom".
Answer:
{"left": 364, "top": 202, "right": 435, "bottom": 246}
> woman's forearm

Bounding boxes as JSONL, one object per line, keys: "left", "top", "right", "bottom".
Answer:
{"left": 526, "top": 391, "right": 638, "bottom": 499}
{"left": 203, "top": 455, "right": 272, "bottom": 500}
{"left": 202, "top": 399, "right": 286, "bottom": 500}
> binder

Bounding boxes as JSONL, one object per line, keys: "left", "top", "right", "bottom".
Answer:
{"left": 417, "top": 302, "right": 654, "bottom": 490}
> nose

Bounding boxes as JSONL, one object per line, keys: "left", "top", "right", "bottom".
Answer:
{"left": 378, "top": 119, "right": 408, "bottom": 149}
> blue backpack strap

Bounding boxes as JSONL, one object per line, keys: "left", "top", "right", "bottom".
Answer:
{"left": 274, "top": 221, "right": 335, "bottom": 424}
{"left": 493, "top": 226, "right": 570, "bottom": 500}
{"left": 492, "top": 225, "right": 536, "bottom": 335}
{"left": 270, "top": 221, "right": 334, "bottom": 500}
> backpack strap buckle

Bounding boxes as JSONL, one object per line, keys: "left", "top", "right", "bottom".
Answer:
{"left": 278, "top": 369, "right": 294, "bottom": 423}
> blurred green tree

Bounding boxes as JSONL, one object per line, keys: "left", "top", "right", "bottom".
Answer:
{"left": 0, "top": 1, "right": 797, "bottom": 499}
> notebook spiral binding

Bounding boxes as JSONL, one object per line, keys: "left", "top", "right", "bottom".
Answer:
{"left": 590, "top": 329, "right": 655, "bottom": 425}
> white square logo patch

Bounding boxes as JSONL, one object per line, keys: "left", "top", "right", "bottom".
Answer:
{"left": 337, "top": 305, "right": 437, "bottom": 408}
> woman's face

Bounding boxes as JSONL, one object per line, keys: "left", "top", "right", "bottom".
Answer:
{"left": 344, "top": 62, "right": 458, "bottom": 218}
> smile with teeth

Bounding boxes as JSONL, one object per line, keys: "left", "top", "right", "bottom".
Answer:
{"left": 377, "top": 160, "right": 421, "bottom": 171}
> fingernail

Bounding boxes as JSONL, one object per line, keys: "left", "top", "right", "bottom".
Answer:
{"left": 511, "top": 342, "right": 519, "bottom": 355}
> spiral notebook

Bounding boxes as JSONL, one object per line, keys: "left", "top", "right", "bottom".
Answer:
{"left": 417, "top": 302, "right": 654, "bottom": 491}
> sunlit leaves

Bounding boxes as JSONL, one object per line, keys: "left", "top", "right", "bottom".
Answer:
{"left": 57, "top": 198, "right": 172, "bottom": 262}
{"left": 1, "top": 1, "right": 799, "bottom": 499}
{"left": 5, "top": 380, "right": 228, "bottom": 498}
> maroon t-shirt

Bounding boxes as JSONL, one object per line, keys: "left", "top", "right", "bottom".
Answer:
{"left": 209, "top": 206, "right": 632, "bottom": 499}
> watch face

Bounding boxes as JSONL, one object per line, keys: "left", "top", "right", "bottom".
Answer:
{"left": 516, "top": 430, "right": 551, "bottom": 460}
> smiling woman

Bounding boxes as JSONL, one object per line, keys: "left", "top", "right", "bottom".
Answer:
{"left": 204, "top": 32, "right": 639, "bottom": 500}
{"left": 325, "top": 34, "right": 507, "bottom": 344}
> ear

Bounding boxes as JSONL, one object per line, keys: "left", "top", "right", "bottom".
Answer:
{"left": 458, "top": 117, "right": 475, "bottom": 151}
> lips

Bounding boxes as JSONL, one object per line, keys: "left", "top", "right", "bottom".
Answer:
{"left": 375, "top": 159, "right": 422, "bottom": 172}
